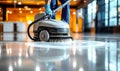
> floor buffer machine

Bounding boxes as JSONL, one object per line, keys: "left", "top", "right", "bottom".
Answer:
{"left": 27, "top": 0, "right": 73, "bottom": 42}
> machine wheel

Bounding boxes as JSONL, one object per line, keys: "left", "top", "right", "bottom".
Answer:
{"left": 39, "top": 30, "right": 50, "bottom": 41}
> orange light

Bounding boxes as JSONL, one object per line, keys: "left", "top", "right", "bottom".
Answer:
{"left": 73, "top": 12, "right": 76, "bottom": 15}
{"left": 19, "top": 8, "right": 21, "bottom": 10}
{"left": 24, "top": 6, "right": 28, "bottom": 9}
{"left": 30, "top": 11, "right": 33, "bottom": 14}
{"left": 37, "top": 3, "right": 40, "bottom": 5}
{"left": 28, "top": 8, "right": 31, "bottom": 10}
{"left": 14, "top": 0, "right": 17, "bottom": 3}
{"left": 7, "top": 10, "right": 10, "bottom": 13}
{"left": 18, "top": 2, "right": 22, "bottom": 5}
{"left": 73, "top": 0, "right": 77, "bottom": 1}
{"left": 39, "top": 8, "right": 41, "bottom": 11}
{"left": 19, "top": 11, "right": 22, "bottom": 13}
{"left": 9, "top": 11, "right": 12, "bottom": 14}
{"left": 7, "top": 11, "right": 12, "bottom": 14}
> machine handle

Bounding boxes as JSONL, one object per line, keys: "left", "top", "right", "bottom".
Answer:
{"left": 53, "top": 0, "right": 71, "bottom": 13}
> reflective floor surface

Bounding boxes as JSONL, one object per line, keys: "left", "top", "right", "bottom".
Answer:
{"left": 0, "top": 33, "right": 120, "bottom": 71}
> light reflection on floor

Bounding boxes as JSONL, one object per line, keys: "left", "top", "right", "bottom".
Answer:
{"left": 0, "top": 33, "right": 120, "bottom": 71}
{"left": 25, "top": 40, "right": 106, "bottom": 49}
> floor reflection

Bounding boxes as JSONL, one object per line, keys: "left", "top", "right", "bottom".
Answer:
{"left": 0, "top": 33, "right": 119, "bottom": 71}
{"left": 0, "top": 33, "right": 27, "bottom": 41}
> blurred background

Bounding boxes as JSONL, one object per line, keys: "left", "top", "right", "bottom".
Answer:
{"left": 0, "top": 0, "right": 119, "bottom": 34}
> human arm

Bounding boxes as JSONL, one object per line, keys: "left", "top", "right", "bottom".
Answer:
{"left": 45, "top": 0, "right": 51, "bottom": 4}
{"left": 45, "top": 0, "right": 52, "bottom": 15}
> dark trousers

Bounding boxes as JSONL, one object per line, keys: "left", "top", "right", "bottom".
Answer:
{"left": 50, "top": 0, "right": 70, "bottom": 23}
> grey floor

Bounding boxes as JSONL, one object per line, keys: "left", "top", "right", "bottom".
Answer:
{"left": 0, "top": 33, "right": 120, "bottom": 71}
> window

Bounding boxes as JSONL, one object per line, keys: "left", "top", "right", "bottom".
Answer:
{"left": 105, "top": 19, "right": 108, "bottom": 26}
{"left": 101, "top": 11, "right": 105, "bottom": 20}
{"left": 87, "top": 1, "right": 97, "bottom": 28}
{"left": 119, "top": 0, "right": 120, "bottom": 5}
{"left": 105, "top": 0, "right": 109, "bottom": 4}
{"left": 110, "top": 0, "right": 117, "bottom": 7}
{"left": 98, "top": 12, "right": 101, "bottom": 21}
{"left": 109, "top": 18, "right": 117, "bottom": 26}
{"left": 105, "top": 4, "right": 108, "bottom": 19}
{"left": 110, "top": 0, "right": 117, "bottom": 2}
{"left": 110, "top": 7, "right": 117, "bottom": 18}
{"left": 97, "top": 0, "right": 105, "bottom": 5}
{"left": 109, "top": 0, "right": 117, "bottom": 18}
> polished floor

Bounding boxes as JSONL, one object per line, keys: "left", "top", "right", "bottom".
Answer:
{"left": 0, "top": 33, "right": 120, "bottom": 71}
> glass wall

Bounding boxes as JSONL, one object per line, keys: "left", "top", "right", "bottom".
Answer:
{"left": 83, "top": 0, "right": 120, "bottom": 33}
{"left": 87, "top": 0, "right": 96, "bottom": 28}
{"left": 109, "top": 0, "right": 117, "bottom": 26}
{"left": 118, "top": 0, "right": 120, "bottom": 25}
{"left": 83, "top": 7, "right": 88, "bottom": 29}
{"left": 83, "top": 0, "right": 96, "bottom": 32}
{"left": 105, "top": 1, "right": 109, "bottom": 26}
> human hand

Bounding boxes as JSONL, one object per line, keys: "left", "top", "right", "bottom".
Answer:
{"left": 45, "top": 4, "right": 52, "bottom": 15}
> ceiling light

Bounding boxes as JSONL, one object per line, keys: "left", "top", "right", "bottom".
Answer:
{"left": 7, "top": 10, "right": 10, "bottom": 13}
{"left": 39, "top": 8, "right": 41, "bottom": 11}
{"left": 7, "top": 10, "right": 12, "bottom": 14}
{"left": 18, "top": 2, "right": 22, "bottom": 5}
{"left": 30, "top": 11, "right": 33, "bottom": 14}
{"left": 73, "top": 0, "right": 77, "bottom": 1}
{"left": 14, "top": 0, "right": 17, "bottom": 3}
{"left": 19, "top": 8, "right": 21, "bottom": 10}
{"left": 28, "top": 8, "right": 31, "bottom": 10}
{"left": 9, "top": 11, "right": 12, "bottom": 14}
{"left": 73, "top": 12, "right": 76, "bottom": 15}
{"left": 19, "top": 11, "right": 22, "bottom": 13}
{"left": 84, "top": 0, "right": 87, "bottom": 3}
{"left": 37, "top": 3, "right": 40, "bottom": 5}
{"left": 24, "top": 6, "right": 29, "bottom": 10}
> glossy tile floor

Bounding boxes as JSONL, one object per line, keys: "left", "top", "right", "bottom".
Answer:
{"left": 0, "top": 33, "right": 120, "bottom": 71}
